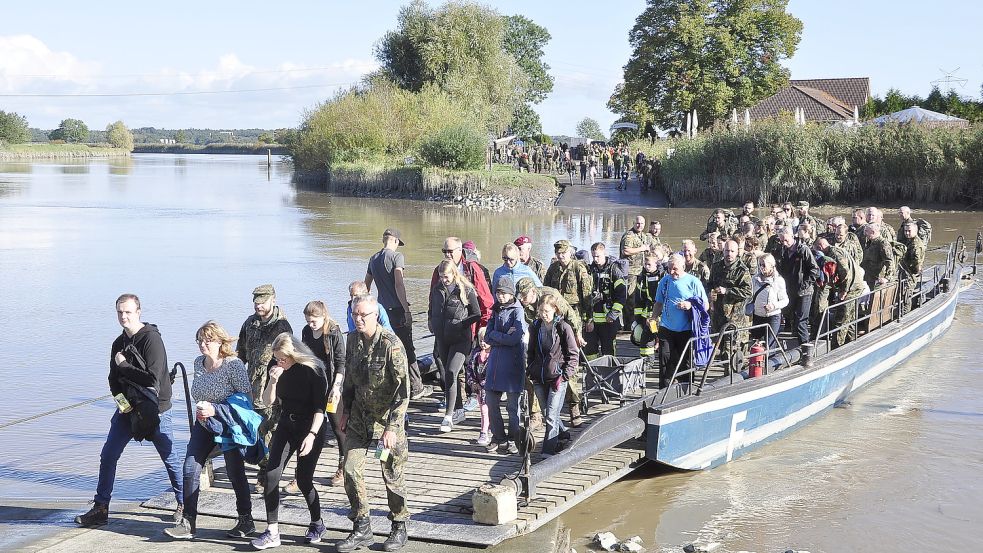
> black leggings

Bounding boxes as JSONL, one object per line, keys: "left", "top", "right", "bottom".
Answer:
{"left": 437, "top": 338, "right": 471, "bottom": 417}
{"left": 263, "top": 417, "right": 325, "bottom": 524}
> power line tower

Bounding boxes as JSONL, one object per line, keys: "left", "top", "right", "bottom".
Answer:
{"left": 931, "top": 67, "right": 968, "bottom": 91}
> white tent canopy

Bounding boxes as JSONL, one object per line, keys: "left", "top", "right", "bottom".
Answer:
{"left": 609, "top": 122, "right": 639, "bottom": 131}
{"left": 870, "top": 106, "right": 969, "bottom": 126}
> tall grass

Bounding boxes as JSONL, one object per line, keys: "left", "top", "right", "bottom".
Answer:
{"left": 633, "top": 122, "right": 983, "bottom": 207}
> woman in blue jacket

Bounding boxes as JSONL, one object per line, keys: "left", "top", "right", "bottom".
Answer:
{"left": 482, "top": 277, "right": 527, "bottom": 454}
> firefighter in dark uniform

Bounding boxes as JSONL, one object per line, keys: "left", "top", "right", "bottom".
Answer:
{"left": 633, "top": 253, "right": 667, "bottom": 362}
{"left": 585, "top": 243, "right": 627, "bottom": 359}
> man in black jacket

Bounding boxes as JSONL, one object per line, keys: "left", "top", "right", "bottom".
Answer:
{"left": 776, "top": 227, "right": 821, "bottom": 346}
{"left": 75, "top": 293, "right": 183, "bottom": 528}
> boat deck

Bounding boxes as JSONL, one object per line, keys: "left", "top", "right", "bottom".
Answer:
{"left": 145, "top": 336, "right": 666, "bottom": 546}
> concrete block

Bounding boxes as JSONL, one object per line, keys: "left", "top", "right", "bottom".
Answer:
{"left": 471, "top": 484, "right": 517, "bottom": 525}
{"left": 593, "top": 531, "right": 619, "bottom": 551}
{"left": 619, "top": 535, "right": 645, "bottom": 552}
{"left": 199, "top": 459, "right": 215, "bottom": 490}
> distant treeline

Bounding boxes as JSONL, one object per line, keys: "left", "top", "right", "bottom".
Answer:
{"left": 635, "top": 121, "right": 983, "bottom": 208}
{"left": 30, "top": 127, "right": 287, "bottom": 145}
{"left": 864, "top": 86, "right": 983, "bottom": 122}
{"left": 133, "top": 143, "right": 287, "bottom": 155}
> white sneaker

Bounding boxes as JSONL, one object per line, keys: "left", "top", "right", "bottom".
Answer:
{"left": 439, "top": 416, "right": 453, "bottom": 433}
{"left": 452, "top": 408, "right": 466, "bottom": 424}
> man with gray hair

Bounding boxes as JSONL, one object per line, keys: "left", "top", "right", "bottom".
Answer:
{"left": 776, "top": 226, "right": 820, "bottom": 345}
{"left": 651, "top": 254, "right": 707, "bottom": 388}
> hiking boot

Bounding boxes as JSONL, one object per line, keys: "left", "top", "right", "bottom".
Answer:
{"left": 173, "top": 503, "right": 184, "bottom": 523}
{"left": 498, "top": 442, "right": 519, "bottom": 455}
{"left": 484, "top": 441, "right": 499, "bottom": 453}
{"left": 330, "top": 467, "right": 345, "bottom": 487}
{"left": 282, "top": 479, "right": 300, "bottom": 495}
{"left": 570, "top": 404, "right": 583, "bottom": 428}
{"left": 250, "top": 528, "right": 281, "bottom": 550}
{"left": 74, "top": 502, "right": 108, "bottom": 528}
{"left": 382, "top": 521, "right": 408, "bottom": 551}
{"left": 164, "top": 517, "right": 195, "bottom": 540}
{"left": 529, "top": 412, "right": 544, "bottom": 431}
{"left": 305, "top": 520, "right": 326, "bottom": 544}
{"left": 336, "top": 516, "right": 373, "bottom": 552}
{"left": 227, "top": 514, "right": 256, "bottom": 538}
{"left": 409, "top": 385, "right": 433, "bottom": 401}
{"left": 451, "top": 408, "right": 466, "bottom": 424}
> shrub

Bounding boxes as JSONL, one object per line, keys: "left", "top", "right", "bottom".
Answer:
{"left": 418, "top": 124, "right": 486, "bottom": 170}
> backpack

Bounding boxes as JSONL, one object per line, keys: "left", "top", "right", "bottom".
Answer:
{"left": 915, "top": 218, "right": 932, "bottom": 245}
{"left": 889, "top": 240, "right": 908, "bottom": 269}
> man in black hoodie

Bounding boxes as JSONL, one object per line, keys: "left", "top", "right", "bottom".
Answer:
{"left": 75, "top": 293, "right": 183, "bottom": 528}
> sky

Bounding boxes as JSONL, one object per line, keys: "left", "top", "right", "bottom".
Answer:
{"left": 1, "top": 0, "right": 981, "bottom": 135}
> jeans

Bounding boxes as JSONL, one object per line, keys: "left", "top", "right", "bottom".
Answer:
{"left": 752, "top": 313, "right": 783, "bottom": 368}
{"left": 95, "top": 409, "right": 183, "bottom": 506}
{"left": 532, "top": 382, "right": 568, "bottom": 454}
{"left": 183, "top": 423, "right": 251, "bottom": 521}
{"left": 785, "top": 291, "right": 813, "bottom": 345}
{"left": 486, "top": 390, "right": 520, "bottom": 445}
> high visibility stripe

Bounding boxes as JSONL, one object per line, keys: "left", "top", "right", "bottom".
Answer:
{"left": 611, "top": 303, "right": 623, "bottom": 312}
{"left": 586, "top": 353, "right": 600, "bottom": 361}
{"left": 639, "top": 347, "right": 655, "bottom": 355}
{"left": 592, "top": 314, "right": 607, "bottom": 323}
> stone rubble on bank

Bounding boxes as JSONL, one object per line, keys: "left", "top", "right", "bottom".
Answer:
{"left": 682, "top": 543, "right": 720, "bottom": 553}
{"left": 427, "top": 190, "right": 555, "bottom": 211}
{"left": 591, "top": 532, "right": 646, "bottom": 553}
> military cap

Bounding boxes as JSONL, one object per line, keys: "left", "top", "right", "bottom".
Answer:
{"left": 252, "top": 284, "right": 275, "bottom": 302}
{"left": 796, "top": 201, "right": 810, "bottom": 208}
{"left": 514, "top": 235, "right": 532, "bottom": 247}
{"left": 515, "top": 277, "right": 537, "bottom": 296}
{"left": 554, "top": 239, "right": 573, "bottom": 253}
{"left": 383, "top": 228, "right": 405, "bottom": 246}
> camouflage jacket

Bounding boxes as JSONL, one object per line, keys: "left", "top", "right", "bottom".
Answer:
{"left": 525, "top": 256, "right": 547, "bottom": 282}
{"left": 861, "top": 237, "right": 896, "bottom": 286}
{"left": 686, "top": 259, "right": 711, "bottom": 289}
{"left": 834, "top": 232, "right": 864, "bottom": 265}
{"left": 823, "top": 245, "right": 867, "bottom": 300}
{"left": 708, "top": 259, "right": 752, "bottom": 306}
{"left": 899, "top": 235, "right": 925, "bottom": 279}
{"left": 343, "top": 326, "right": 409, "bottom": 439}
{"left": 619, "top": 229, "right": 650, "bottom": 275}
{"left": 544, "top": 259, "right": 593, "bottom": 318}
{"left": 237, "top": 306, "right": 292, "bottom": 408}
{"left": 521, "top": 286, "right": 583, "bottom": 339}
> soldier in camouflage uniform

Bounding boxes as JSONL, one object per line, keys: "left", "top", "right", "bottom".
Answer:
{"left": 698, "top": 232, "right": 723, "bottom": 266}
{"left": 338, "top": 295, "right": 410, "bottom": 552}
{"left": 544, "top": 240, "right": 592, "bottom": 427}
{"left": 647, "top": 220, "right": 663, "bottom": 250}
{"left": 861, "top": 224, "right": 896, "bottom": 290}
{"left": 682, "top": 239, "right": 711, "bottom": 290}
{"left": 795, "top": 201, "right": 820, "bottom": 233}
{"left": 237, "top": 284, "right": 292, "bottom": 490}
{"left": 700, "top": 209, "right": 737, "bottom": 240}
{"left": 899, "top": 221, "right": 926, "bottom": 313}
{"left": 708, "top": 239, "right": 752, "bottom": 358}
{"left": 620, "top": 216, "right": 651, "bottom": 320}
{"left": 815, "top": 238, "right": 867, "bottom": 348}
{"left": 741, "top": 201, "right": 762, "bottom": 228}
{"left": 866, "top": 207, "right": 896, "bottom": 242}
{"left": 831, "top": 217, "right": 864, "bottom": 265}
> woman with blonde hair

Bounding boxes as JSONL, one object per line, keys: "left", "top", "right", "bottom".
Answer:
{"left": 749, "top": 253, "right": 789, "bottom": 355}
{"left": 166, "top": 321, "right": 254, "bottom": 540}
{"left": 300, "top": 300, "right": 346, "bottom": 487}
{"left": 251, "top": 333, "right": 329, "bottom": 549}
{"left": 428, "top": 259, "right": 481, "bottom": 433}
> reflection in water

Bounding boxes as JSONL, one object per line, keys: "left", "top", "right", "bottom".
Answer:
{"left": 0, "top": 154, "right": 980, "bottom": 552}
{"left": 59, "top": 163, "right": 89, "bottom": 174}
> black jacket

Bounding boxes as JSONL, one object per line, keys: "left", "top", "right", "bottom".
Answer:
{"left": 526, "top": 318, "right": 579, "bottom": 385}
{"left": 776, "top": 240, "right": 821, "bottom": 297}
{"left": 109, "top": 323, "right": 171, "bottom": 413}
{"left": 302, "top": 323, "right": 346, "bottom": 382}
{"left": 428, "top": 283, "right": 481, "bottom": 344}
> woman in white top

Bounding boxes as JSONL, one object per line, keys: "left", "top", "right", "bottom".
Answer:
{"left": 749, "top": 254, "right": 789, "bottom": 352}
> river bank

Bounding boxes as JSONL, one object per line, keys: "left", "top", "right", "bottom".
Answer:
{"left": 0, "top": 143, "right": 129, "bottom": 160}
{"left": 132, "top": 143, "right": 288, "bottom": 155}
{"left": 299, "top": 163, "right": 560, "bottom": 210}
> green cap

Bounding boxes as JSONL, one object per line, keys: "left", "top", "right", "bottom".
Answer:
{"left": 796, "top": 200, "right": 810, "bottom": 208}
{"left": 252, "top": 284, "right": 275, "bottom": 302}
{"left": 554, "top": 239, "right": 573, "bottom": 253}
{"left": 515, "top": 277, "right": 537, "bottom": 296}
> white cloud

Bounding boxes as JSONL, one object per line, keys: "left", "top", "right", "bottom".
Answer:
{"left": 0, "top": 34, "right": 102, "bottom": 92}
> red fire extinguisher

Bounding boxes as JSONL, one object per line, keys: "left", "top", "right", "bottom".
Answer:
{"left": 749, "top": 341, "right": 765, "bottom": 378}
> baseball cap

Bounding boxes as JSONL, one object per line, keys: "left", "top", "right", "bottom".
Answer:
{"left": 383, "top": 228, "right": 405, "bottom": 246}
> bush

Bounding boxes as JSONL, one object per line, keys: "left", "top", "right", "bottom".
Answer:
{"left": 0, "top": 110, "right": 31, "bottom": 144}
{"left": 419, "top": 124, "right": 486, "bottom": 170}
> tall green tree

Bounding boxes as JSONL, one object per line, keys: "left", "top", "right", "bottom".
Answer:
{"left": 174, "top": 129, "right": 188, "bottom": 143}
{"left": 106, "top": 120, "right": 134, "bottom": 151}
{"left": 374, "top": 0, "right": 529, "bottom": 133}
{"left": 503, "top": 15, "right": 553, "bottom": 105}
{"left": 0, "top": 110, "right": 31, "bottom": 144}
{"left": 50, "top": 118, "right": 90, "bottom": 143}
{"left": 612, "top": 0, "right": 802, "bottom": 129}
{"left": 510, "top": 104, "right": 543, "bottom": 138}
{"left": 575, "top": 117, "right": 605, "bottom": 141}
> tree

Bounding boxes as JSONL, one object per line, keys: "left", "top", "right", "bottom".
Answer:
{"left": 174, "top": 129, "right": 187, "bottom": 143}
{"left": 613, "top": 0, "right": 802, "bottom": 129}
{"left": 0, "top": 110, "right": 31, "bottom": 144}
{"left": 575, "top": 117, "right": 605, "bottom": 141}
{"left": 510, "top": 104, "right": 542, "bottom": 138}
{"left": 503, "top": 15, "right": 553, "bottom": 105}
{"left": 49, "top": 118, "right": 90, "bottom": 143}
{"left": 106, "top": 121, "right": 134, "bottom": 151}
{"left": 374, "top": 0, "right": 529, "bottom": 133}
{"left": 257, "top": 132, "right": 275, "bottom": 144}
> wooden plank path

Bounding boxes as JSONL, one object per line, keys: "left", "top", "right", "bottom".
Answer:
{"left": 144, "top": 334, "right": 715, "bottom": 546}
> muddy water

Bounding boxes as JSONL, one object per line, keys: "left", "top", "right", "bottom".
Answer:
{"left": 0, "top": 154, "right": 980, "bottom": 551}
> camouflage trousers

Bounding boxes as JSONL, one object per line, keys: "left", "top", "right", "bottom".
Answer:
{"left": 254, "top": 404, "right": 280, "bottom": 470}
{"left": 711, "top": 302, "right": 749, "bottom": 356}
{"left": 344, "top": 429, "right": 409, "bottom": 522}
{"left": 831, "top": 297, "right": 858, "bottom": 349}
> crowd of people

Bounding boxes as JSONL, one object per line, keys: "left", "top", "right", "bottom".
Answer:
{"left": 501, "top": 141, "right": 662, "bottom": 190}
{"left": 74, "top": 203, "right": 931, "bottom": 549}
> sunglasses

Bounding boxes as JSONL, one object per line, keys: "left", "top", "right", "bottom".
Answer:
{"left": 502, "top": 256, "right": 518, "bottom": 262}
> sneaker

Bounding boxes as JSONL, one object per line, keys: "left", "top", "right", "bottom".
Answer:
{"left": 326, "top": 437, "right": 338, "bottom": 448}
{"left": 282, "top": 479, "right": 300, "bottom": 495}
{"left": 164, "top": 517, "right": 195, "bottom": 540}
{"left": 305, "top": 520, "right": 326, "bottom": 544}
{"left": 498, "top": 442, "right": 519, "bottom": 455}
{"left": 173, "top": 503, "right": 184, "bottom": 523}
{"left": 529, "top": 412, "right": 544, "bottom": 431}
{"left": 227, "top": 515, "right": 256, "bottom": 538}
{"left": 475, "top": 432, "right": 491, "bottom": 446}
{"left": 463, "top": 397, "right": 479, "bottom": 411}
{"left": 410, "top": 385, "right": 433, "bottom": 401}
{"left": 251, "top": 529, "right": 281, "bottom": 550}
{"left": 451, "top": 408, "right": 466, "bottom": 424}
{"left": 484, "top": 441, "right": 499, "bottom": 453}
{"left": 74, "top": 502, "right": 108, "bottom": 528}
{"left": 439, "top": 415, "right": 453, "bottom": 433}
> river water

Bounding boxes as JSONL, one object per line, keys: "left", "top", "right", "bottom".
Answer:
{"left": 0, "top": 154, "right": 980, "bottom": 551}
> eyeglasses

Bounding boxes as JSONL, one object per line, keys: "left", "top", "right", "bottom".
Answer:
{"left": 352, "top": 310, "right": 377, "bottom": 320}
{"left": 442, "top": 248, "right": 460, "bottom": 254}
{"left": 502, "top": 256, "right": 518, "bottom": 262}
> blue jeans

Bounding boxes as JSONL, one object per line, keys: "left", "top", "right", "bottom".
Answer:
{"left": 95, "top": 410, "right": 183, "bottom": 506}
{"left": 183, "top": 423, "right": 251, "bottom": 520}
{"left": 486, "top": 390, "right": 520, "bottom": 445}
{"left": 532, "top": 382, "right": 568, "bottom": 454}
